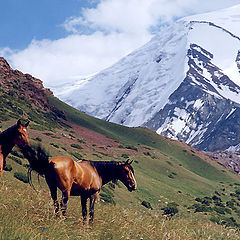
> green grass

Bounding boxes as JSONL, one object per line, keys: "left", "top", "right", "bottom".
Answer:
{"left": 1, "top": 90, "right": 240, "bottom": 238}
{"left": 1, "top": 174, "right": 240, "bottom": 240}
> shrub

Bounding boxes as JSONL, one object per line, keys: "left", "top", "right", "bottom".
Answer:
{"left": 126, "top": 146, "right": 138, "bottom": 151}
{"left": 143, "top": 152, "right": 151, "bottom": 157}
{"left": 194, "top": 205, "right": 211, "bottom": 213}
{"left": 212, "top": 195, "right": 222, "bottom": 202}
{"left": 11, "top": 150, "right": 24, "bottom": 159}
{"left": 161, "top": 202, "right": 179, "bottom": 216}
{"left": 100, "top": 192, "right": 115, "bottom": 205}
{"left": 70, "top": 152, "right": 83, "bottom": 160}
{"left": 23, "top": 163, "right": 30, "bottom": 168}
{"left": 50, "top": 143, "right": 59, "bottom": 148}
{"left": 8, "top": 156, "right": 22, "bottom": 165}
{"left": 213, "top": 207, "right": 226, "bottom": 215}
{"left": 3, "top": 164, "right": 12, "bottom": 172}
{"left": 121, "top": 153, "right": 129, "bottom": 159}
{"left": 77, "top": 139, "right": 86, "bottom": 144}
{"left": 141, "top": 201, "right": 153, "bottom": 210}
{"left": 35, "top": 137, "right": 42, "bottom": 142}
{"left": 71, "top": 144, "right": 83, "bottom": 150}
{"left": 168, "top": 174, "right": 174, "bottom": 179}
{"left": 14, "top": 172, "right": 29, "bottom": 183}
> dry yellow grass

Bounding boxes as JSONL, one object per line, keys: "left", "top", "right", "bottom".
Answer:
{"left": 1, "top": 177, "right": 240, "bottom": 240}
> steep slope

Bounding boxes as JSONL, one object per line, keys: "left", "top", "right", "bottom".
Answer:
{"left": 2, "top": 58, "right": 240, "bottom": 232}
{"left": 56, "top": 5, "right": 240, "bottom": 152}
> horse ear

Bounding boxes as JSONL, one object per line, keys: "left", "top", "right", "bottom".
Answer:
{"left": 17, "top": 119, "right": 22, "bottom": 127}
{"left": 125, "top": 159, "right": 133, "bottom": 165}
{"left": 129, "top": 160, "right": 133, "bottom": 165}
{"left": 25, "top": 121, "right": 30, "bottom": 127}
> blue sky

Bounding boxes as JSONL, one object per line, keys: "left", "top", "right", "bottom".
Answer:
{"left": 0, "top": 0, "right": 239, "bottom": 87}
{"left": 0, "top": 0, "right": 95, "bottom": 49}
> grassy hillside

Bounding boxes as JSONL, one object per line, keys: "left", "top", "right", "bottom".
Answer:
{"left": 1, "top": 174, "right": 240, "bottom": 240}
{"left": 1, "top": 90, "right": 240, "bottom": 238}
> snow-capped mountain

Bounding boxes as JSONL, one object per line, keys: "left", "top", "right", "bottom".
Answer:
{"left": 55, "top": 4, "right": 240, "bottom": 152}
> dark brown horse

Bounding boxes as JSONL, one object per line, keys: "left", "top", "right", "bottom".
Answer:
{"left": 0, "top": 120, "right": 30, "bottom": 177}
{"left": 21, "top": 147, "right": 137, "bottom": 225}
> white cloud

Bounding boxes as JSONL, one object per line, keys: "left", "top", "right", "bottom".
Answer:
{"left": 2, "top": 0, "right": 240, "bottom": 87}
{"left": 8, "top": 32, "right": 150, "bottom": 87}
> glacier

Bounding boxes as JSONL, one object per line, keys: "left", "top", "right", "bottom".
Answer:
{"left": 53, "top": 4, "right": 240, "bottom": 152}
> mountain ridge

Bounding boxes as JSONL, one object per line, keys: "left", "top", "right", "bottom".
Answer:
{"left": 54, "top": 5, "right": 240, "bottom": 152}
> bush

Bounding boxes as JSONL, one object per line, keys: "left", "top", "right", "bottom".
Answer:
{"left": 161, "top": 202, "right": 179, "bottom": 216}
{"left": 14, "top": 172, "right": 29, "bottom": 183}
{"left": 168, "top": 174, "right": 174, "bottom": 179}
{"left": 50, "top": 143, "right": 59, "bottom": 148}
{"left": 194, "top": 205, "right": 211, "bottom": 213}
{"left": 3, "top": 164, "right": 12, "bottom": 172}
{"left": 70, "top": 152, "right": 83, "bottom": 160}
{"left": 77, "top": 139, "right": 86, "bottom": 144}
{"left": 8, "top": 156, "right": 22, "bottom": 165}
{"left": 126, "top": 146, "right": 138, "bottom": 151}
{"left": 71, "top": 144, "right": 83, "bottom": 150}
{"left": 213, "top": 207, "right": 226, "bottom": 215}
{"left": 143, "top": 152, "right": 151, "bottom": 157}
{"left": 121, "top": 153, "right": 129, "bottom": 159}
{"left": 141, "top": 201, "right": 153, "bottom": 210}
{"left": 35, "top": 137, "right": 42, "bottom": 142}
{"left": 99, "top": 193, "right": 115, "bottom": 205}
{"left": 11, "top": 150, "right": 24, "bottom": 159}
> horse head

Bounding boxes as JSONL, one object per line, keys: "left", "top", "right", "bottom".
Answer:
{"left": 14, "top": 119, "right": 30, "bottom": 148}
{"left": 118, "top": 159, "right": 137, "bottom": 192}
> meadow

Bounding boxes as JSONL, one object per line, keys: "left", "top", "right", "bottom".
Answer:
{"left": 1, "top": 91, "right": 240, "bottom": 239}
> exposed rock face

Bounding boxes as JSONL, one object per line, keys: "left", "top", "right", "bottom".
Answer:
{"left": 0, "top": 57, "right": 53, "bottom": 109}
{"left": 145, "top": 44, "right": 240, "bottom": 151}
{"left": 237, "top": 51, "right": 240, "bottom": 73}
{"left": 206, "top": 151, "right": 240, "bottom": 175}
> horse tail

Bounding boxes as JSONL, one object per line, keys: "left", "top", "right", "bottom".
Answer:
{"left": 20, "top": 145, "right": 50, "bottom": 175}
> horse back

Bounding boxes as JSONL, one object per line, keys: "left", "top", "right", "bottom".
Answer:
{"left": 49, "top": 156, "right": 102, "bottom": 196}
{"left": 72, "top": 161, "right": 102, "bottom": 195}
{"left": 49, "top": 156, "right": 76, "bottom": 191}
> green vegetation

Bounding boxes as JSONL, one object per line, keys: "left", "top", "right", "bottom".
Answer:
{"left": 70, "top": 143, "right": 83, "bottom": 150}
{"left": 161, "top": 202, "right": 179, "bottom": 216}
{"left": 13, "top": 172, "right": 29, "bottom": 183}
{"left": 1, "top": 88, "right": 240, "bottom": 238}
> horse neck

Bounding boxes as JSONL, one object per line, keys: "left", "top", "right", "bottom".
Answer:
{"left": 91, "top": 161, "right": 120, "bottom": 185}
{"left": 0, "top": 126, "right": 17, "bottom": 158}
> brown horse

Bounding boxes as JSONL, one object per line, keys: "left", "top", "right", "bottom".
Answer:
{"left": 0, "top": 120, "right": 30, "bottom": 177}
{"left": 21, "top": 146, "right": 137, "bottom": 225}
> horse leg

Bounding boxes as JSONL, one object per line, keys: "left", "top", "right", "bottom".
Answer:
{"left": 45, "top": 173, "right": 59, "bottom": 215}
{"left": 81, "top": 196, "right": 88, "bottom": 225}
{"left": 60, "top": 190, "right": 70, "bottom": 216}
{"left": 0, "top": 154, "right": 3, "bottom": 178}
{"left": 89, "top": 193, "right": 98, "bottom": 226}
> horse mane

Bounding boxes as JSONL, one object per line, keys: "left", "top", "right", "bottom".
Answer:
{"left": 89, "top": 160, "right": 120, "bottom": 181}
{"left": 20, "top": 145, "right": 50, "bottom": 175}
{"left": 89, "top": 160, "right": 118, "bottom": 170}
{"left": 0, "top": 125, "right": 17, "bottom": 145}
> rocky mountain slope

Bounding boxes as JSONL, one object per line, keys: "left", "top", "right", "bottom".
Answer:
{"left": 55, "top": 5, "right": 240, "bottom": 152}
{"left": 0, "top": 57, "right": 52, "bottom": 109}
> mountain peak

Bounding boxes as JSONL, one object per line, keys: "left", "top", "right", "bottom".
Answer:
{"left": 180, "top": 4, "right": 240, "bottom": 37}
{"left": 0, "top": 57, "right": 11, "bottom": 73}
{"left": 55, "top": 4, "right": 240, "bottom": 152}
